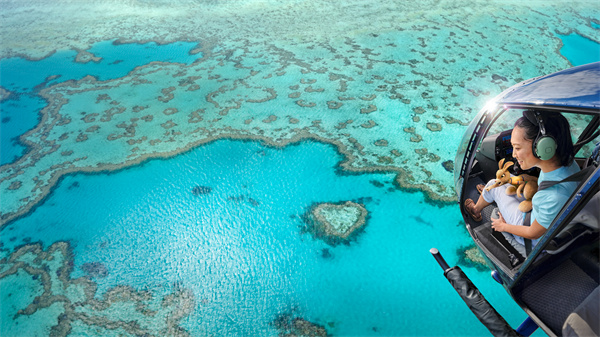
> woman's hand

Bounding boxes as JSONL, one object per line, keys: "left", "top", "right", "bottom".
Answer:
{"left": 491, "top": 212, "right": 508, "bottom": 232}
{"left": 491, "top": 212, "right": 547, "bottom": 239}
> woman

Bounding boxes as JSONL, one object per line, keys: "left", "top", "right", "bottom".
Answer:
{"left": 464, "top": 110, "right": 580, "bottom": 255}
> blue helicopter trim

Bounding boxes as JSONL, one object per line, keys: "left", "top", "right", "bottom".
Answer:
{"left": 496, "top": 62, "right": 600, "bottom": 110}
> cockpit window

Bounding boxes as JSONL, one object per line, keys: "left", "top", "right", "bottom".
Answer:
{"left": 566, "top": 113, "right": 600, "bottom": 158}
{"left": 485, "top": 109, "right": 522, "bottom": 136}
{"left": 483, "top": 109, "right": 599, "bottom": 160}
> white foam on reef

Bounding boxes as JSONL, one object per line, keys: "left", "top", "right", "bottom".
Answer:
{"left": 1, "top": 0, "right": 599, "bottom": 225}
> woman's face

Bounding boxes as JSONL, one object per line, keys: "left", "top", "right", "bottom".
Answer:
{"left": 511, "top": 126, "right": 539, "bottom": 170}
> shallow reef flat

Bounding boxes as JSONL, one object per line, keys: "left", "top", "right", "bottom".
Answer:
{"left": 1, "top": 0, "right": 598, "bottom": 61}
{"left": 0, "top": 241, "right": 195, "bottom": 336}
{"left": 1, "top": 0, "right": 599, "bottom": 226}
{"left": 303, "top": 201, "right": 368, "bottom": 246}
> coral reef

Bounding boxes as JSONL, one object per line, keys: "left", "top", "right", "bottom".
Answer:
{"left": 81, "top": 262, "right": 108, "bottom": 278}
{"left": 302, "top": 201, "right": 368, "bottom": 246}
{"left": 0, "top": 241, "right": 195, "bottom": 336}
{"left": 192, "top": 185, "right": 212, "bottom": 195}
{"left": 3, "top": 1, "right": 594, "bottom": 226}
{"left": 272, "top": 312, "right": 328, "bottom": 337}
{"left": 0, "top": 87, "right": 12, "bottom": 101}
{"left": 442, "top": 160, "right": 454, "bottom": 173}
{"left": 456, "top": 244, "right": 488, "bottom": 271}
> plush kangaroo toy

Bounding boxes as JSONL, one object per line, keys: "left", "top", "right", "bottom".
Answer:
{"left": 485, "top": 158, "right": 538, "bottom": 213}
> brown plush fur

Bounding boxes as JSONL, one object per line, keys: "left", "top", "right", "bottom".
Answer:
{"left": 485, "top": 158, "right": 538, "bottom": 213}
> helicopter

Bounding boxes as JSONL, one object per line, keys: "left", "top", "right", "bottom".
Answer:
{"left": 431, "top": 62, "right": 600, "bottom": 337}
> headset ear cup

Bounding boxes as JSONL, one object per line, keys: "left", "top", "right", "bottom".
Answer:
{"left": 535, "top": 135, "right": 557, "bottom": 160}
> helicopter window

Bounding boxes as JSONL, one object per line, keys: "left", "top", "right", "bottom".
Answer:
{"left": 482, "top": 109, "right": 599, "bottom": 160}
{"left": 485, "top": 109, "right": 523, "bottom": 136}
{"left": 565, "top": 113, "right": 600, "bottom": 159}
{"left": 475, "top": 108, "right": 598, "bottom": 181}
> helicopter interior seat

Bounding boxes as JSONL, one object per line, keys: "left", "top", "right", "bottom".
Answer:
{"left": 545, "top": 191, "right": 599, "bottom": 255}
{"left": 562, "top": 193, "right": 600, "bottom": 335}
{"left": 517, "top": 251, "right": 598, "bottom": 336}
{"left": 562, "top": 286, "right": 599, "bottom": 337}
{"left": 515, "top": 226, "right": 599, "bottom": 337}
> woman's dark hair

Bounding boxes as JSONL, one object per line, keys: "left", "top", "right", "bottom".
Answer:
{"left": 514, "top": 110, "right": 574, "bottom": 166}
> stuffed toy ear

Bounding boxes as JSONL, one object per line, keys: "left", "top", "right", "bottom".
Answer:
{"left": 498, "top": 158, "right": 505, "bottom": 169}
{"left": 502, "top": 161, "right": 514, "bottom": 171}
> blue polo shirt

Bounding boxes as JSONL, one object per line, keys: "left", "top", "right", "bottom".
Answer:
{"left": 532, "top": 160, "right": 581, "bottom": 229}
{"left": 512, "top": 161, "right": 580, "bottom": 247}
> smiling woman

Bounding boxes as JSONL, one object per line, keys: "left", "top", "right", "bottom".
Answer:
{"left": 464, "top": 110, "right": 581, "bottom": 256}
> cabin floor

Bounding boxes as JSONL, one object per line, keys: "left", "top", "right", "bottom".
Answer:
{"left": 515, "top": 250, "right": 599, "bottom": 335}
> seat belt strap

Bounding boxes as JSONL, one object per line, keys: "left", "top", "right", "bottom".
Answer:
{"left": 538, "top": 166, "right": 595, "bottom": 191}
{"left": 523, "top": 212, "right": 532, "bottom": 256}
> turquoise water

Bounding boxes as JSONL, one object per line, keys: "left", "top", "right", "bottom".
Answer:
{"left": 0, "top": 41, "right": 200, "bottom": 165}
{"left": 1, "top": 139, "right": 527, "bottom": 336}
{"left": 0, "top": 93, "right": 45, "bottom": 165}
{"left": 1, "top": 21, "right": 597, "bottom": 337}
{"left": 557, "top": 33, "right": 600, "bottom": 66}
{"left": 0, "top": 40, "right": 199, "bottom": 92}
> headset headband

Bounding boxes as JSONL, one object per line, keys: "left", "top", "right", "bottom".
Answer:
{"left": 523, "top": 110, "right": 548, "bottom": 135}
{"left": 523, "top": 110, "right": 540, "bottom": 128}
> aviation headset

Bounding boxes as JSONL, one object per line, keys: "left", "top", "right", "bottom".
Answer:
{"left": 523, "top": 110, "right": 557, "bottom": 160}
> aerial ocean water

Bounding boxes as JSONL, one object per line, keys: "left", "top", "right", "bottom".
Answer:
{"left": 1, "top": 1, "right": 599, "bottom": 336}
{"left": 0, "top": 41, "right": 200, "bottom": 166}
{"left": 0, "top": 138, "right": 496, "bottom": 336}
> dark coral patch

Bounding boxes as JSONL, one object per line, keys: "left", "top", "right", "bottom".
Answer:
{"left": 370, "top": 180, "right": 384, "bottom": 188}
{"left": 271, "top": 313, "right": 328, "bottom": 337}
{"left": 192, "top": 186, "right": 212, "bottom": 195}
{"left": 81, "top": 262, "right": 108, "bottom": 278}
{"left": 442, "top": 160, "right": 454, "bottom": 172}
